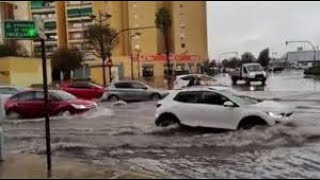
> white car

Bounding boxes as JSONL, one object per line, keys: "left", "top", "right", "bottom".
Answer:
{"left": 155, "top": 87, "right": 294, "bottom": 130}
{"left": 173, "top": 74, "right": 216, "bottom": 90}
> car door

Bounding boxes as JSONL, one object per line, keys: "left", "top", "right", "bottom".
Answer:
{"left": 197, "top": 91, "right": 240, "bottom": 129}
{"left": 17, "top": 91, "right": 44, "bottom": 118}
{"left": 130, "top": 82, "right": 149, "bottom": 100}
{"left": 113, "top": 82, "right": 135, "bottom": 101}
{"left": 171, "top": 91, "right": 204, "bottom": 126}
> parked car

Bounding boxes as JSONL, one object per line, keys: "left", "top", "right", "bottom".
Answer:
{"left": 104, "top": 80, "right": 169, "bottom": 102}
{"left": 173, "top": 74, "right": 216, "bottom": 89}
{"left": 5, "top": 90, "right": 97, "bottom": 119}
{"left": 155, "top": 87, "right": 294, "bottom": 130}
{"left": 230, "top": 63, "right": 267, "bottom": 85}
{"left": 61, "top": 82, "right": 105, "bottom": 100}
{"left": 0, "top": 86, "right": 27, "bottom": 100}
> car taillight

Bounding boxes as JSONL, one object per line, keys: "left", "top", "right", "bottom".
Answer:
{"left": 156, "top": 103, "right": 162, "bottom": 108}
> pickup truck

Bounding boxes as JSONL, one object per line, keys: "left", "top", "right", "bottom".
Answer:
{"left": 230, "top": 63, "right": 267, "bottom": 85}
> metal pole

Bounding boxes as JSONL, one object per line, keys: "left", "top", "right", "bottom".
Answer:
{"left": 41, "top": 39, "right": 51, "bottom": 178}
{"left": 138, "top": 51, "right": 141, "bottom": 79}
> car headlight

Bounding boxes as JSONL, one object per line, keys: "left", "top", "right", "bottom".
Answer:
{"left": 249, "top": 73, "right": 255, "bottom": 77}
{"left": 72, "top": 104, "right": 87, "bottom": 109}
{"left": 267, "top": 112, "right": 283, "bottom": 119}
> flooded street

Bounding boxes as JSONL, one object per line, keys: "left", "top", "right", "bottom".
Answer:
{"left": 3, "top": 70, "right": 320, "bottom": 178}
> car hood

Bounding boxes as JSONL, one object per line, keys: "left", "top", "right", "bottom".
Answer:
{"left": 248, "top": 101, "right": 294, "bottom": 114}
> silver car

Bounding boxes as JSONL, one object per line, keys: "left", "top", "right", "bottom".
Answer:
{"left": 104, "top": 81, "right": 168, "bottom": 102}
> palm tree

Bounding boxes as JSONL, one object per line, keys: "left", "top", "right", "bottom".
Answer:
{"left": 155, "top": 7, "right": 172, "bottom": 89}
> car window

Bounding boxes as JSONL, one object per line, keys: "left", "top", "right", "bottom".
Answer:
{"left": 114, "top": 83, "right": 131, "bottom": 89}
{"left": 244, "top": 67, "right": 248, "bottom": 74}
{"left": 131, "top": 83, "right": 146, "bottom": 89}
{"left": 34, "top": 91, "right": 44, "bottom": 100}
{"left": 199, "top": 91, "right": 229, "bottom": 106}
{"left": 181, "top": 76, "right": 193, "bottom": 81}
{"left": 174, "top": 91, "right": 202, "bottom": 103}
{"left": 0, "top": 88, "right": 18, "bottom": 95}
{"left": 19, "top": 92, "right": 35, "bottom": 101}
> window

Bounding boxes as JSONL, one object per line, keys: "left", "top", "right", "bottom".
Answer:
{"left": 199, "top": 91, "right": 229, "bottom": 106}
{"left": 174, "top": 91, "right": 202, "bottom": 103}
{"left": 67, "top": 8, "right": 93, "bottom": 18}
{"left": 114, "top": 83, "right": 132, "bottom": 89}
{"left": 34, "top": 91, "right": 44, "bottom": 100}
{"left": 0, "top": 88, "right": 18, "bottom": 95}
{"left": 131, "top": 83, "right": 146, "bottom": 89}
{"left": 142, "top": 65, "right": 154, "bottom": 78}
{"left": 19, "top": 92, "right": 35, "bottom": 101}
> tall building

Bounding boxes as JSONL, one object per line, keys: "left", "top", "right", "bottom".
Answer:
{"left": 19, "top": 1, "right": 208, "bottom": 85}
{"left": 30, "top": 1, "right": 67, "bottom": 57}
{"left": 0, "top": 2, "right": 15, "bottom": 45}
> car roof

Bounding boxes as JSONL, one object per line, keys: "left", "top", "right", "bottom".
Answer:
{"left": 173, "top": 85, "right": 231, "bottom": 92}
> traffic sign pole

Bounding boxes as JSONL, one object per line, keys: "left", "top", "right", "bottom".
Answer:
{"left": 41, "top": 39, "right": 52, "bottom": 178}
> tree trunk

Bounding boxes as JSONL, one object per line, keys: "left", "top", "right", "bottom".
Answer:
{"left": 164, "top": 29, "right": 171, "bottom": 90}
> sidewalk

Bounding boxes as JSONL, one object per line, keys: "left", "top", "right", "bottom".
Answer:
{"left": 0, "top": 153, "right": 161, "bottom": 179}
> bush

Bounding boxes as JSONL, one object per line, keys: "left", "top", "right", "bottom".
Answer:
{"left": 304, "top": 66, "right": 320, "bottom": 75}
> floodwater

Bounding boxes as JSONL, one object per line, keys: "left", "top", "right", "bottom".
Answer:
{"left": 3, "top": 70, "right": 320, "bottom": 178}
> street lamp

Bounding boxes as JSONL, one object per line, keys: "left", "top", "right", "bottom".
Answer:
{"left": 134, "top": 44, "right": 141, "bottom": 79}
{"left": 90, "top": 11, "right": 112, "bottom": 87}
{"left": 129, "top": 32, "right": 141, "bottom": 80}
{"left": 106, "top": 26, "right": 155, "bottom": 83}
{"left": 285, "top": 40, "right": 317, "bottom": 67}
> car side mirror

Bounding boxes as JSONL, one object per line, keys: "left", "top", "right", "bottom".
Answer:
{"left": 224, "top": 101, "right": 235, "bottom": 107}
{"left": 142, "top": 86, "right": 148, "bottom": 90}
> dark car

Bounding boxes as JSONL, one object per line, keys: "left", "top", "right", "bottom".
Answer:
{"left": 61, "top": 82, "right": 105, "bottom": 100}
{"left": 5, "top": 90, "right": 97, "bottom": 119}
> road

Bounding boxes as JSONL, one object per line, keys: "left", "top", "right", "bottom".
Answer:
{"left": 3, "top": 70, "right": 320, "bottom": 178}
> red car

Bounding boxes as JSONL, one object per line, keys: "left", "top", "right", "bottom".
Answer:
{"left": 61, "top": 82, "right": 105, "bottom": 100}
{"left": 5, "top": 90, "right": 97, "bottom": 119}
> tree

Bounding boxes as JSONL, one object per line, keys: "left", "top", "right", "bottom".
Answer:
{"left": 257, "top": 48, "right": 271, "bottom": 67}
{"left": 155, "top": 7, "right": 172, "bottom": 89}
{"left": 241, "top": 52, "right": 256, "bottom": 64}
{"left": 85, "top": 24, "right": 118, "bottom": 86}
{"left": 51, "top": 48, "right": 83, "bottom": 80}
{"left": 222, "top": 57, "right": 241, "bottom": 68}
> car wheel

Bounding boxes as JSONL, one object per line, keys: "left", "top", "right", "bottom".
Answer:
{"left": 238, "top": 117, "right": 267, "bottom": 130}
{"left": 57, "top": 110, "right": 71, "bottom": 117}
{"left": 231, "top": 77, "right": 237, "bottom": 85}
{"left": 261, "top": 80, "right": 266, "bottom": 86}
{"left": 108, "top": 95, "right": 119, "bottom": 102}
{"left": 151, "top": 94, "right": 161, "bottom": 101}
{"left": 6, "top": 111, "right": 20, "bottom": 120}
{"left": 156, "top": 114, "right": 180, "bottom": 127}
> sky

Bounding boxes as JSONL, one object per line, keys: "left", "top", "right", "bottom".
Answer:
{"left": 207, "top": 1, "right": 320, "bottom": 60}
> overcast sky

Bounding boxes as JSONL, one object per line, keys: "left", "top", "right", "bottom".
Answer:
{"left": 207, "top": 1, "right": 320, "bottom": 60}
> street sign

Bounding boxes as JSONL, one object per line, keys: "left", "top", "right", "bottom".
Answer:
{"left": 4, "top": 20, "right": 37, "bottom": 40}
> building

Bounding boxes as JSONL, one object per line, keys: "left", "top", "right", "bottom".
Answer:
{"left": 284, "top": 49, "right": 320, "bottom": 69}
{"left": 30, "top": 1, "right": 67, "bottom": 57}
{"left": 0, "top": 2, "right": 15, "bottom": 45}
{"left": 11, "top": 1, "right": 208, "bottom": 87}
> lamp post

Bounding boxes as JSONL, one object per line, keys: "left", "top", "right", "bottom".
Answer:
{"left": 89, "top": 11, "right": 112, "bottom": 87}
{"left": 134, "top": 44, "right": 141, "bottom": 79}
{"left": 129, "top": 32, "right": 141, "bottom": 80}
{"left": 285, "top": 40, "right": 317, "bottom": 66}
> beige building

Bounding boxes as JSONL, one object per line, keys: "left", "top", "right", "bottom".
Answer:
{"left": 11, "top": 1, "right": 208, "bottom": 86}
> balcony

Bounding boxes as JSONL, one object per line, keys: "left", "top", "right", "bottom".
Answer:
{"left": 67, "top": 7, "right": 93, "bottom": 21}
{"left": 67, "top": 2, "right": 92, "bottom": 10}
{"left": 34, "top": 40, "right": 58, "bottom": 46}
{"left": 68, "top": 38, "right": 89, "bottom": 43}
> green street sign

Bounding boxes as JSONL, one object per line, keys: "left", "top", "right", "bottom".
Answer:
{"left": 4, "top": 20, "right": 38, "bottom": 40}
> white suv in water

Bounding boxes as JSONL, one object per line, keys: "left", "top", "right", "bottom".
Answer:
{"left": 155, "top": 87, "right": 294, "bottom": 130}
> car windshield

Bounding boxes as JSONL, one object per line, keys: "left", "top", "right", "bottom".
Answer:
{"left": 222, "top": 90, "right": 260, "bottom": 106}
{"left": 245, "top": 65, "right": 263, "bottom": 72}
{"left": 52, "top": 91, "right": 77, "bottom": 100}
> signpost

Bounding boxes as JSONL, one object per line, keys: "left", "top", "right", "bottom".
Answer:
{"left": 4, "top": 20, "right": 52, "bottom": 178}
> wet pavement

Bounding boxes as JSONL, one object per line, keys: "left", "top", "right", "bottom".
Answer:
{"left": 3, "top": 70, "right": 320, "bottom": 178}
